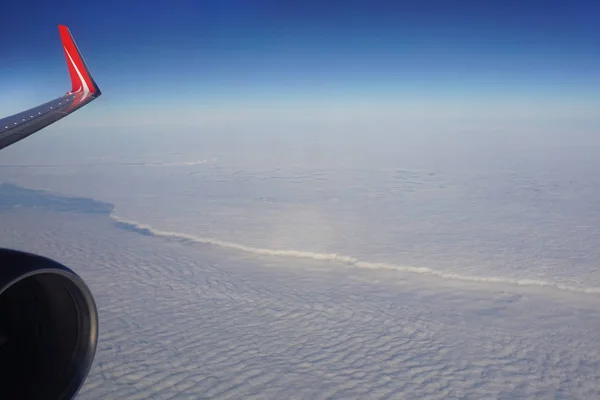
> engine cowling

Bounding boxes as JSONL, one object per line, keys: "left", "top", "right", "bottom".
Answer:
{"left": 0, "top": 249, "right": 98, "bottom": 399}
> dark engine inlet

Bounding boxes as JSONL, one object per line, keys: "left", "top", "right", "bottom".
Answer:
{"left": 0, "top": 249, "right": 98, "bottom": 399}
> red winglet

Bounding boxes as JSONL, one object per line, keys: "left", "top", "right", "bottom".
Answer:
{"left": 58, "top": 25, "right": 101, "bottom": 96}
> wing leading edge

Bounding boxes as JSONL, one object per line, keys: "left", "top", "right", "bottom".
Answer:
{"left": 0, "top": 25, "right": 101, "bottom": 151}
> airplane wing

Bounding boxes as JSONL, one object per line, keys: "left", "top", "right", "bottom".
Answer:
{"left": 0, "top": 25, "right": 101, "bottom": 151}
{"left": 0, "top": 26, "right": 101, "bottom": 399}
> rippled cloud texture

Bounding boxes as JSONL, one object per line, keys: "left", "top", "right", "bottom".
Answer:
{"left": 1, "top": 179, "right": 599, "bottom": 399}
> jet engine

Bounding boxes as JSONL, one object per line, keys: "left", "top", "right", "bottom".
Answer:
{"left": 0, "top": 249, "right": 98, "bottom": 399}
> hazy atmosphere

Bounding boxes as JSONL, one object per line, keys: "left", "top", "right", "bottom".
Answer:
{"left": 1, "top": 1, "right": 600, "bottom": 399}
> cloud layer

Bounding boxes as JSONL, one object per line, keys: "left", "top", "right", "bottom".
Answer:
{"left": 1, "top": 198, "right": 599, "bottom": 399}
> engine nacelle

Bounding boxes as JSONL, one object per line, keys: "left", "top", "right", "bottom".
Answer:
{"left": 0, "top": 249, "right": 98, "bottom": 399}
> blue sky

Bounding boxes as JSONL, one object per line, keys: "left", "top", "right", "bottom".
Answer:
{"left": 1, "top": 0, "right": 600, "bottom": 128}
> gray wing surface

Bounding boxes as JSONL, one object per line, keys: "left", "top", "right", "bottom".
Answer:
{"left": 0, "top": 25, "right": 101, "bottom": 152}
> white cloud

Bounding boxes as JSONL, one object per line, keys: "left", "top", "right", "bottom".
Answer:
{"left": 1, "top": 205, "right": 599, "bottom": 399}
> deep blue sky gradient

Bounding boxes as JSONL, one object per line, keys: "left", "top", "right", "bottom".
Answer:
{"left": 1, "top": 0, "right": 600, "bottom": 127}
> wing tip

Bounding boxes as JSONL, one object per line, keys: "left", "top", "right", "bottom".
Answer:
{"left": 58, "top": 25, "right": 101, "bottom": 97}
